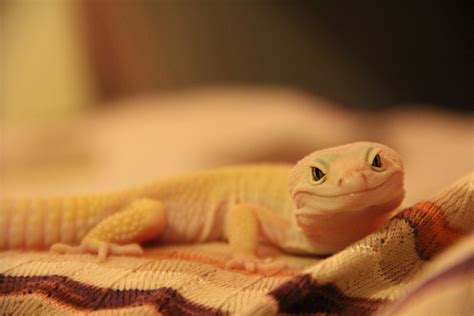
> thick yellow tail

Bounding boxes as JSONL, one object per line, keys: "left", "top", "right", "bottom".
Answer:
{"left": 0, "top": 193, "right": 132, "bottom": 250}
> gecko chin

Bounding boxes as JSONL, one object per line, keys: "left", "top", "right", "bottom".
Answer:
{"left": 293, "top": 174, "right": 404, "bottom": 252}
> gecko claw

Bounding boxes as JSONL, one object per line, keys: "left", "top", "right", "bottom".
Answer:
{"left": 225, "top": 254, "right": 288, "bottom": 273}
{"left": 50, "top": 242, "right": 144, "bottom": 261}
{"left": 97, "top": 243, "right": 110, "bottom": 262}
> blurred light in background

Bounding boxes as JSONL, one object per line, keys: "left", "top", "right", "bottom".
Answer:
{"left": 3, "top": 0, "right": 94, "bottom": 119}
{"left": 3, "top": 0, "right": 473, "bottom": 117}
{"left": 82, "top": 1, "right": 473, "bottom": 111}
{"left": 1, "top": 1, "right": 472, "bottom": 202}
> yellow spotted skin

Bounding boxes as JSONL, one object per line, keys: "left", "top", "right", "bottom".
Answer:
{"left": 81, "top": 199, "right": 167, "bottom": 248}
{"left": 0, "top": 142, "right": 405, "bottom": 271}
{"left": 0, "top": 165, "right": 295, "bottom": 257}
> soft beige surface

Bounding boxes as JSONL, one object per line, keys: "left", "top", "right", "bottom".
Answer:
{"left": 3, "top": 87, "right": 473, "bottom": 207}
{"left": 1, "top": 85, "right": 473, "bottom": 314}
{"left": 0, "top": 171, "right": 472, "bottom": 315}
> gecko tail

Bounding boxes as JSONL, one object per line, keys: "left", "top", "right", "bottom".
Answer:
{"left": 0, "top": 196, "right": 77, "bottom": 250}
{"left": 0, "top": 193, "right": 129, "bottom": 250}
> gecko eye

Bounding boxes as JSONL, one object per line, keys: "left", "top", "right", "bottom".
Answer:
{"left": 371, "top": 154, "right": 383, "bottom": 169}
{"left": 311, "top": 167, "right": 326, "bottom": 182}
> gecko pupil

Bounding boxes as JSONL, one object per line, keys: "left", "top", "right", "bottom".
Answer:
{"left": 312, "top": 167, "right": 325, "bottom": 181}
{"left": 372, "top": 154, "right": 382, "bottom": 168}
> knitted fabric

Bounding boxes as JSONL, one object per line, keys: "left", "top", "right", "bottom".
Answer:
{"left": 1, "top": 173, "right": 472, "bottom": 315}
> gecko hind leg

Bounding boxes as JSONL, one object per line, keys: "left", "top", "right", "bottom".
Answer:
{"left": 50, "top": 198, "right": 167, "bottom": 261}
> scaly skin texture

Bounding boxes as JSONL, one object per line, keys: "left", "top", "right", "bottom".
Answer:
{"left": 0, "top": 142, "right": 405, "bottom": 272}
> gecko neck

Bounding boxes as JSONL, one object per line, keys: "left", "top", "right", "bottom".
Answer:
{"left": 296, "top": 198, "right": 401, "bottom": 253}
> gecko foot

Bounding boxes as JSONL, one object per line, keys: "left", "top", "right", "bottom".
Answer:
{"left": 50, "top": 242, "right": 144, "bottom": 262}
{"left": 225, "top": 254, "right": 288, "bottom": 273}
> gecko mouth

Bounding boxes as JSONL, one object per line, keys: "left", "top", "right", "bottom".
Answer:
{"left": 316, "top": 177, "right": 391, "bottom": 198}
{"left": 295, "top": 172, "right": 399, "bottom": 200}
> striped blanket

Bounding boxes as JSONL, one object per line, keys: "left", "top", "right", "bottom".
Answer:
{"left": 1, "top": 173, "right": 472, "bottom": 315}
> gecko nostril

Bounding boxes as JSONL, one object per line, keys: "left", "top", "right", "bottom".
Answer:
{"left": 361, "top": 173, "right": 368, "bottom": 184}
{"left": 338, "top": 178, "right": 344, "bottom": 187}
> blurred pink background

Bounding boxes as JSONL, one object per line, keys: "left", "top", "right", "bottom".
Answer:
{"left": 2, "top": 1, "right": 473, "bottom": 207}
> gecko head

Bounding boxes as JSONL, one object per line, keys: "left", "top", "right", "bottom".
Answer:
{"left": 288, "top": 142, "right": 405, "bottom": 247}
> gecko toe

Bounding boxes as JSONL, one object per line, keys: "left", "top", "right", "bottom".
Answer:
{"left": 109, "top": 243, "right": 144, "bottom": 256}
{"left": 226, "top": 254, "right": 288, "bottom": 273}
{"left": 50, "top": 242, "right": 144, "bottom": 261}
{"left": 256, "top": 260, "right": 288, "bottom": 274}
{"left": 97, "top": 243, "right": 110, "bottom": 262}
{"left": 245, "top": 261, "right": 257, "bottom": 272}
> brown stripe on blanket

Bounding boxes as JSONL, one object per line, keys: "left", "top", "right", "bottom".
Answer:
{"left": 0, "top": 274, "right": 225, "bottom": 315}
{"left": 268, "top": 274, "right": 386, "bottom": 315}
{"left": 396, "top": 202, "right": 465, "bottom": 261}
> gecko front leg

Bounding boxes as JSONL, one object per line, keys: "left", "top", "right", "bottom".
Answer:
{"left": 225, "top": 203, "right": 289, "bottom": 273}
{"left": 50, "top": 198, "right": 167, "bottom": 261}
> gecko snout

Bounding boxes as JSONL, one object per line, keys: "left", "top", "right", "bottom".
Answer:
{"left": 336, "top": 169, "right": 369, "bottom": 189}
